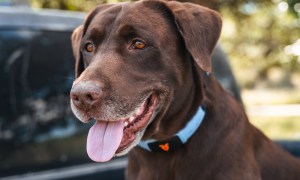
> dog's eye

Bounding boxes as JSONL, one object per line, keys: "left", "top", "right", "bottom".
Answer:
{"left": 85, "top": 42, "right": 94, "bottom": 52}
{"left": 131, "top": 39, "right": 146, "bottom": 49}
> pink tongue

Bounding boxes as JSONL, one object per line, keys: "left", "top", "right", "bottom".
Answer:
{"left": 87, "top": 120, "right": 124, "bottom": 162}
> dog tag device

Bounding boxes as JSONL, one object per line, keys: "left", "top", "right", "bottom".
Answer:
{"left": 147, "top": 136, "right": 183, "bottom": 152}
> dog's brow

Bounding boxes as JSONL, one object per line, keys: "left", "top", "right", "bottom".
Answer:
{"left": 90, "top": 28, "right": 105, "bottom": 38}
{"left": 83, "top": 27, "right": 105, "bottom": 44}
{"left": 117, "top": 25, "right": 137, "bottom": 37}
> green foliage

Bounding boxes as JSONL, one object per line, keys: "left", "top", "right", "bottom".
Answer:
{"left": 220, "top": 1, "right": 300, "bottom": 88}
{"left": 30, "top": 0, "right": 106, "bottom": 11}
{"left": 250, "top": 116, "right": 300, "bottom": 140}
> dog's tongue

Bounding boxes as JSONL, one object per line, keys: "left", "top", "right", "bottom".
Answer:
{"left": 87, "top": 120, "right": 124, "bottom": 162}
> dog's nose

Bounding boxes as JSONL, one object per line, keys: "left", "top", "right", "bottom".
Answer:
{"left": 70, "top": 81, "right": 103, "bottom": 109}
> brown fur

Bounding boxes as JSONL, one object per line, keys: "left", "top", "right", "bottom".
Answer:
{"left": 70, "top": 0, "right": 300, "bottom": 179}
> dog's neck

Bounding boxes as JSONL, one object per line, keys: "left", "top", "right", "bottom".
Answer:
{"left": 138, "top": 71, "right": 210, "bottom": 153}
{"left": 138, "top": 106, "right": 206, "bottom": 152}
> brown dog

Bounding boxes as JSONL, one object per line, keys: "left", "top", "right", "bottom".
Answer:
{"left": 70, "top": 0, "right": 300, "bottom": 179}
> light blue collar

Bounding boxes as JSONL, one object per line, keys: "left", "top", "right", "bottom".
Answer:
{"left": 138, "top": 106, "right": 206, "bottom": 152}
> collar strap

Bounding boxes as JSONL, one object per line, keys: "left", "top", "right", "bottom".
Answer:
{"left": 138, "top": 106, "right": 206, "bottom": 152}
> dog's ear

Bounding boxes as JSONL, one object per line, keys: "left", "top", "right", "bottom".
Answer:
{"left": 71, "top": 25, "right": 84, "bottom": 78}
{"left": 71, "top": 4, "right": 114, "bottom": 78}
{"left": 157, "top": 1, "right": 222, "bottom": 72}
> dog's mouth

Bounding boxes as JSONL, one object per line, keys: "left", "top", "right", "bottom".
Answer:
{"left": 86, "top": 94, "right": 158, "bottom": 162}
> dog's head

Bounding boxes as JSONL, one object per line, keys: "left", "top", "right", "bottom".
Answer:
{"left": 70, "top": 0, "right": 221, "bottom": 162}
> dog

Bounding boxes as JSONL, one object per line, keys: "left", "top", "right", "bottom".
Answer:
{"left": 70, "top": 0, "right": 300, "bottom": 179}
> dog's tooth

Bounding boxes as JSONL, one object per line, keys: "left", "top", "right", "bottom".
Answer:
{"left": 124, "top": 121, "right": 129, "bottom": 127}
{"left": 136, "top": 106, "right": 144, "bottom": 116}
{"left": 129, "top": 116, "right": 135, "bottom": 122}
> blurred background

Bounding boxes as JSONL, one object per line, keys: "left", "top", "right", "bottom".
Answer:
{"left": 0, "top": 0, "right": 299, "bottom": 179}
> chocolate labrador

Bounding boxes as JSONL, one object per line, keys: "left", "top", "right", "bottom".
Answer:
{"left": 70, "top": 0, "right": 300, "bottom": 179}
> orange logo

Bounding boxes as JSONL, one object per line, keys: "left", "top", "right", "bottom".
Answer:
{"left": 159, "top": 143, "right": 169, "bottom": 152}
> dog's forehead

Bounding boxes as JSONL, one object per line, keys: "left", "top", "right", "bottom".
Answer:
{"left": 119, "top": 2, "right": 168, "bottom": 27}
{"left": 88, "top": 2, "right": 169, "bottom": 37}
{"left": 86, "top": 4, "right": 122, "bottom": 31}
